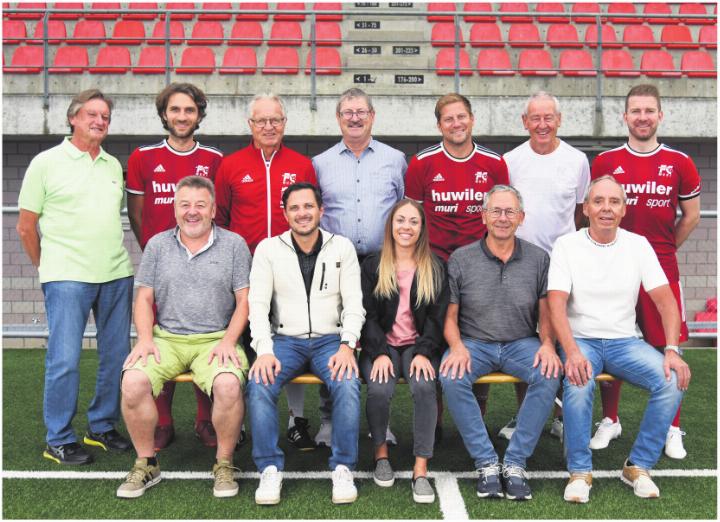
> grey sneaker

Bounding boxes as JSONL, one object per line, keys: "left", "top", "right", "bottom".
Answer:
{"left": 498, "top": 417, "right": 517, "bottom": 441}
{"left": 550, "top": 417, "right": 564, "bottom": 440}
{"left": 412, "top": 476, "right": 435, "bottom": 503}
{"left": 116, "top": 458, "right": 161, "bottom": 498}
{"left": 373, "top": 458, "right": 395, "bottom": 487}
{"left": 213, "top": 459, "right": 239, "bottom": 498}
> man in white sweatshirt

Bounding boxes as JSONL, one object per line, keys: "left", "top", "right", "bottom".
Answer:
{"left": 247, "top": 182, "right": 365, "bottom": 506}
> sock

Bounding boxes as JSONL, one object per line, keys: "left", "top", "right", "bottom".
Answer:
{"left": 626, "top": 459, "right": 635, "bottom": 467}
{"left": 672, "top": 404, "right": 682, "bottom": 428}
{"left": 285, "top": 382, "right": 305, "bottom": 422}
{"left": 154, "top": 381, "right": 176, "bottom": 426}
{"left": 193, "top": 383, "right": 213, "bottom": 424}
{"left": 146, "top": 456, "right": 158, "bottom": 466}
{"left": 599, "top": 379, "right": 622, "bottom": 422}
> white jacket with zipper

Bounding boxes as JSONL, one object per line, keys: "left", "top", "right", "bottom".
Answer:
{"left": 249, "top": 228, "right": 366, "bottom": 357}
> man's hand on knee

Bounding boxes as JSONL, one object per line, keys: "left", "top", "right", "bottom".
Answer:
{"left": 124, "top": 339, "right": 161, "bottom": 368}
{"left": 208, "top": 340, "right": 243, "bottom": 369}
{"left": 328, "top": 344, "right": 358, "bottom": 381}
{"left": 439, "top": 343, "right": 471, "bottom": 380}
{"left": 663, "top": 351, "right": 691, "bottom": 391}
{"left": 564, "top": 351, "right": 592, "bottom": 386}
{"left": 249, "top": 354, "right": 281, "bottom": 385}
{"left": 533, "top": 342, "right": 563, "bottom": 379}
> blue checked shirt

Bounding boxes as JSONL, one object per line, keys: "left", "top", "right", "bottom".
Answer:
{"left": 313, "top": 139, "right": 407, "bottom": 256}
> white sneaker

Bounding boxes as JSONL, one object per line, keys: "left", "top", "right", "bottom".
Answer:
{"left": 315, "top": 422, "right": 332, "bottom": 447}
{"left": 550, "top": 417, "right": 564, "bottom": 440}
{"left": 563, "top": 473, "right": 592, "bottom": 503}
{"left": 621, "top": 460, "right": 659, "bottom": 498}
{"left": 664, "top": 426, "right": 687, "bottom": 459}
{"left": 589, "top": 417, "right": 621, "bottom": 450}
{"left": 331, "top": 465, "right": 357, "bottom": 504}
{"left": 255, "top": 465, "right": 282, "bottom": 505}
{"left": 498, "top": 416, "right": 517, "bottom": 441}
{"left": 366, "top": 426, "right": 398, "bottom": 446}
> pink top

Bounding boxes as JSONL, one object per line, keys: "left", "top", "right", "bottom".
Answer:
{"left": 386, "top": 269, "right": 419, "bottom": 347}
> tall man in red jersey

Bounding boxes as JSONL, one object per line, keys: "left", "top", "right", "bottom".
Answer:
{"left": 589, "top": 84, "right": 701, "bottom": 460}
{"left": 126, "top": 83, "right": 224, "bottom": 450}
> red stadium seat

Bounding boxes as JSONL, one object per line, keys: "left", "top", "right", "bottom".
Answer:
{"left": 305, "top": 47, "right": 341, "bottom": 74}
{"left": 469, "top": 23, "right": 503, "bottom": 47}
{"left": 518, "top": 49, "right": 557, "bottom": 75}
{"left": 6, "top": 2, "right": 45, "bottom": 20}
{"left": 313, "top": 2, "right": 342, "bottom": 21}
{"left": 274, "top": 2, "right": 305, "bottom": 21}
{"left": 681, "top": 50, "right": 716, "bottom": 77}
{"left": 133, "top": 46, "right": 173, "bottom": 73}
{"left": 237, "top": 2, "right": 269, "bottom": 21}
{"left": 29, "top": 20, "right": 66, "bottom": 45}
{"left": 312, "top": 22, "right": 341, "bottom": 46}
{"left": 477, "top": 48, "right": 515, "bottom": 75}
{"left": 123, "top": 2, "right": 158, "bottom": 20}
{"left": 559, "top": 49, "right": 596, "bottom": 76}
{"left": 508, "top": 23, "right": 542, "bottom": 48}
{"left": 643, "top": 3, "right": 677, "bottom": 24}
{"left": 693, "top": 311, "right": 717, "bottom": 332}
{"left": 262, "top": 46, "right": 299, "bottom": 74}
{"left": 427, "top": 2, "right": 455, "bottom": 22}
{"left": 535, "top": 3, "right": 569, "bottom": 24}
{"left": 163, "top": 2, "right": 195, "bottom": 20}
{"left": 3, "top": 20, "right": 27, "bottom": 44}
{"left": 189, "top": 21, "right": 224, "bottom": 45}
{"left": 499, "top": 3, "right": 532, "bottom": 23}
{"left": 607, "top": 3, "right": 640, "bottom": 24}
{"left": 90, "top": 45, "right": 131, "bottom": 73}
{"left": 199, "top": 2, "right": 232, "bottom": 20}
{"left": 601, "top": 49, "right": 640, "bottom": 76}
{"left": 641, "top": 49, "right": 681, "bottom": 77}
{"left": 49, "top": 45, "right": 88, "bottom": 73}
{"left": 269, "top": 21, "right": 302, "bottom": 46}
{"left": 462, "top": 2, "right": 493, "bottom": 23}
{"left": 229, "top": 21, "right": 263, "bottom": 45}
{"left": 679, "top": 3, "right": 713, "bottom": 24}
{"left": 706, "top": 297, "right": 717, "bottom": 313}
{"left": 623, "top": 25, "right": 660, "bottom": 49}
{"left": 219, "top": 46, "right": 257, "bottom": 73}
{"left": 546, "top": 23, "right": 581, "bottom": 48}
{"left": 698, "top": 25, "right": 717, "bottom": 48}
{"left": 3, "top": 45, "right": 44, "bottom": 73}
{"left": 661, "top": 25, "right": 699, "bottom": 49}
{"left": 49, "top": 2, "right": 83, "bottom": 19}
{"left": 176, "top": 46, "right": 215, "bottom": 73}
{"left": 571, "top": 2, "right": 601, "bottom": 23}
{"left": 70, "top": 20, "right": 106, "bottom": 45}
{"left": 148, "top": 20, "right": 185, "bottom": 44}
{"left": 109, "top": 20, "right": 145, "bottom": 45}
{"left": 584, "top": 24, "right": 620, "bottom": 48}
{"left": 431, "top": 23, "right": 464, "bottom": 47}
{"left": 435, "top": 48, "right": 472, "bottom": 76}
{"left": 86, "top": 3, "right": 121, "bottom": 20}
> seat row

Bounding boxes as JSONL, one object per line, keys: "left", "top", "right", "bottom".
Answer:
{"left": 2, "top": 19, "right": 341, "bottom": 46}
{"left": 3, "top": 45, "right": 341, "bottom": 75}
{"left": 436, "top": 48, "right": 716, "bottom": 78}
{"left": 431, "top": 22, "right": 717, "bottom": 49}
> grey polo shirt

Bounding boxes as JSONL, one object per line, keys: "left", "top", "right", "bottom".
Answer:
{"left": 136, "top": 225, "right": 252, "bottom": 335}
{"left": 448, "top": 236, "right": 549, "bottom": 343}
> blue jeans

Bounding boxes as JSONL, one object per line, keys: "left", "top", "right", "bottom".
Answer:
{"left": 248, "top": 334, "right": 360, "bottom": 472}
{"left": 42, "top": 277, "right": 133, "bottom": 446}
{"left": 440, "top": 336, "right": 559, "bottom": 469}
{"left": 560, "top": 337, "right": 684, "bottom": 472}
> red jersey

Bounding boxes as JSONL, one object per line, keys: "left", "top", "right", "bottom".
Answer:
{"left": 591, "top": 143, "right": 701, "bottom": 280}
{"left": 126, "top": 139, "right": 223, "bottom": 248}
{"left": 405, "top": 142, "right": 509, "bottom": 260}
{"left": 214, "top": 143, "right": 317, "bottom": 254}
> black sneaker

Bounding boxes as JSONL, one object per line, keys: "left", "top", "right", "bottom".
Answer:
{"left": 43, "top": 442, "right": 94, "bottom": 465}
{"left": 84, "top": 429, "right": 132, "bottom": 451}
{"left": 476, "top": 463, "right": 503, "bottom": 498}
{"left": 286, "top": 417, "right": 316, "bottom": 451}
{"left": 502, "top": 464, "right": 532, "bottom": 500}
{"left": 236, "top": 429, "right": 249, "bottom": 449}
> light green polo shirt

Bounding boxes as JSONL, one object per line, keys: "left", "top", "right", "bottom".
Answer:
{"left": 18, "top": 137, "right": 134, "bottom": 283}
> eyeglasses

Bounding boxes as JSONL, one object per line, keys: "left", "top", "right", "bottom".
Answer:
{"left": 484, "top": 207, "right": 521, "bottom": 219}
{"left": 339, "top": 109, "right": 372, "bottom": 120}
{"left": 249, "top": 117, "right": 286, "bottom": 128}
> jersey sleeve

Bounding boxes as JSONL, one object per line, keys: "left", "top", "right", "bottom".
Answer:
{"left": 125, "top": 149, "right": 145, "bottom": 195}
{"left": 577, "top": 154, "right": 591, "bottom": 203}
{"left": 404, "top": 155, "right": 425, "bottom": 202}
{"left": 494, "top": 156, "right": 510, "bottom": 185}
{"left": 590, "top": 152, "right": 610, "bottom": 180}
{"left": 214, "top": 157, "right": 232, "bottom": 229}
{"left": 639, "top": 236, "right": 670, "bottom": 291}
{"left": 208, "top": 151, "right": 224, "bottom": 181}
{"left": 304, "top": 157, "right": 318, "bottom": 185}
{"left": 547, "top": 237, "right": 572, "bottom": 294}
{"left": 678, "top": 154, "right": 702, "bottom": 200}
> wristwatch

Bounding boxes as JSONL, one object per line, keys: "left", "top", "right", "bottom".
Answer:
{"left": 664, "top": 345, "right": 683, "bottom": 356}
{"left": 340, "top": 339, "right": 357, "bottom": 350}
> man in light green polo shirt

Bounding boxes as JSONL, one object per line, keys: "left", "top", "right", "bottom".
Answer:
{"left": 16, "top": 89, "right": 135, "bottom": 465}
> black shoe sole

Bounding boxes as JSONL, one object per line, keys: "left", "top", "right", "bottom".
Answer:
{"left": 43, "top": 450, "right": 93, "bottom": 465}
{"left": 83, "top": 435, "right": 131, "bottom": 452}
{"left": 476, "top": 491, "right": 504, "bottom": 499}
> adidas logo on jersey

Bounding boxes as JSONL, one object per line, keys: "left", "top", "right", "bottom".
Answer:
{"left": 153, "top": 164, "right": 166, "bottom": 173}
{"left": 613, "top": 166, "right": 625, "bottom": 175}
{"left": 241, "top": 174, "right": 254, "bottom": 183}
{"left": 432, "top": 173, "right": 445, "bottom": 182}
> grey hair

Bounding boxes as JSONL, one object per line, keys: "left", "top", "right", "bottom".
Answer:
{"left": 483, "top": 184, "right": 525, "bottom": 212}
{"left": 247, "top": 92, "right": 287, "bottom": 119}
{"left": 176, "top": 175, "right": 215, "bottom": 202}
{"left": 336, "top": 88, "right": 374, "bottom": 114}
{"left": 67, "top": 89, "right": 113, "bottom": 132}
{"left": 584, "top": 175, "right": 627, "bottom": 203}
{"left": 522, "top": 91, "right": 561, "bottom": 117}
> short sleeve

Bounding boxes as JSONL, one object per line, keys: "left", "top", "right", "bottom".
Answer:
{"left": 395, "top": 152, "right": 408, "bottom": 200}
{"left": 447, "top": 252, "right": 462, "bottom": 304}
{"left": 18, "top": 155, "right": 47, "bottom": 214}
{"left": 135, "top": 238, "right": 159, "bottom": 288}
{"left": 404, "top": 155, "right": 424, "bottom": 202}
{"left": 494, "top": 156, "right": 510, "bottom": 185}
{"left": 547, "top": 237, "right": 572, "bottom": 294}
{"left": 538, "top": 250, "right": 550, "bottom": 298}
{"left": 638, "top": 237, "right": 669, "bottom": 291}
{"left": 678, "top": 154, "right": 701, "bottom": 200}
{"left": 590, "top": 152, "right": 608, "bottom": 180}
{"left": 576, "top": 154, "right": 591, "bottom": 204}
{"left": 232, "top": 237, "right": 252, "bottom": 291}
{"left": 125, "top": 148, "right": 145, "bottom": 195}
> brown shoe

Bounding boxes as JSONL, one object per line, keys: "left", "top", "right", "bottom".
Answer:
{"left": 195, "top": 420, "right": 218, "bottom": 448}
{"left": 154, "top": 425, "right": 175, "bottom": 451}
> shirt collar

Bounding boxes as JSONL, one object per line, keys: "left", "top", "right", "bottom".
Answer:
{"left": 291, "top": 232, "right": 323, "bottom": 256}
{"left": 62, "top": 136, "right": 109, "bottom": 161}
{"left": 173, "top": 223, "right": 216, "bottom": 260}
{"left": 479, "top": 234, "right": 523, "bottom": 263}
{"left": 338, "top": 138, "right": 376, "bottom": 156}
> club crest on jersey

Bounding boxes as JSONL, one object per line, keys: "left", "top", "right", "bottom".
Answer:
{"left": 474, "top": 171, "right": 488, "bottom": 184}
{"left": 432, "top": 173, "right": 445, "bottom": 182}
{"left": 613, "top": 166, "right": 625, "bottom": 175}
{"left": 194, "top": 165, "right": 209, "bottom": 177}
{"left": 282, "top": 172, "right": 297, "bottom": 185}
{"left": 657, "top": 164, "right": 674, "bottom": 177}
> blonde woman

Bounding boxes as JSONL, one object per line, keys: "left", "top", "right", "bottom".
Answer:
{"left": 360, "top": 199, "right": 449, "bottom": 503}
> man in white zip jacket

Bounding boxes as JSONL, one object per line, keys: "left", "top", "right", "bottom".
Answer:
{"left": 247, "top": 182, "right": 365, "bottom": 506}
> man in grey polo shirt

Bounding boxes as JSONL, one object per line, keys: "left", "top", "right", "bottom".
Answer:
{"left": 439, "top": 185, "right": 561, "bottom": 502}
{"left": 117, "top": 175, "right": 252, "bottom": 499}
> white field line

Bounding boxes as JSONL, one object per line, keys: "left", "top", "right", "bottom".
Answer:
{"left": 435, "top": 474, "right": 469, "bottom": 520}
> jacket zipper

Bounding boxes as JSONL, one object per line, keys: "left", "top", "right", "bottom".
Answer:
{"left": 318, "top": 262, "right": 326, "bottom": 291}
